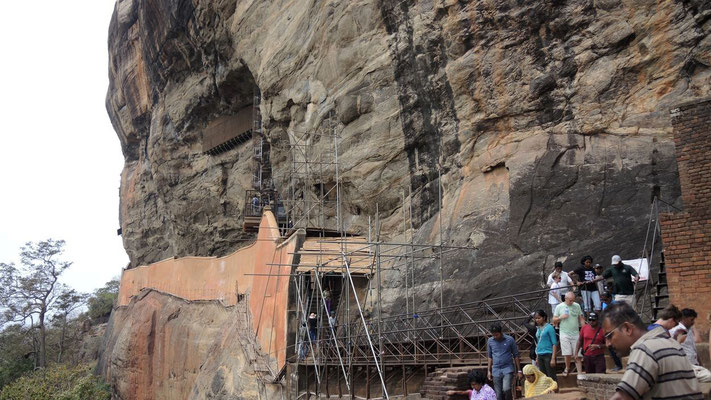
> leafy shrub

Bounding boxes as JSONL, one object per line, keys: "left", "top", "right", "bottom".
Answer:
{"left": 87, "top": 280, "right": 120, "bottom": 320}
{"left": 0, "top": 364, "right": 110, "bottom": 400}
{"left": 0, "top": 325, "right": 35, "bottom": 389}
{"left": 0, "top": 357, "right": 33, "bottom": 390}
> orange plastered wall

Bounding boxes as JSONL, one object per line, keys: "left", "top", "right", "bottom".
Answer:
{"left": 117, "top": 210, "right": 294, "bottom": 369}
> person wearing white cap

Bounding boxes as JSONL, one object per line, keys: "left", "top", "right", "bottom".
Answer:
{"left": 602, "top": 255, "right": 639, "bottom": 307}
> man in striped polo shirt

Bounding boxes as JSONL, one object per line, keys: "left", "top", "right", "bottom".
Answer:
{"left": 602, "top": 302, "right": 702, "bottom": 400}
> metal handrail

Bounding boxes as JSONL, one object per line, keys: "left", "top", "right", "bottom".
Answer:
{"left": 302, "top": 284, "right": 565, "bottom": 366}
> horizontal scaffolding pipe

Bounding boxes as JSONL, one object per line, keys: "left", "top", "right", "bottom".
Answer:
{"left": 316, "top": 240, "right": 477, "bottom": 250}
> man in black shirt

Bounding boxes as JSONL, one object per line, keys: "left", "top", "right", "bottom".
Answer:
{"left": 602, "top": 255, "right": 638, "bottom": 307}
{"left": 574, "top": 255, "right": 602, "bottom": 314}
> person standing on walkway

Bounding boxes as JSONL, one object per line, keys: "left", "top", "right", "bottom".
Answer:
{"left": 298, "top": 322, "right": 308, "bottom": 360}
{"left": 323, "top": 289, "right": 332, "bottom": 313}
{"left": 603, "top": 255, "right": 638, "bottom": 307}
{"left": 547, "top": 261, "right": 573, "bottom": 295}
{"left": 553, "top": 292, "right": 585, "bottom": 376}
{"left": 600, "top": 292, "right": 623, "bottom": 372}
{"left": 487, "top": 323, "right": 522, "bottom": 400}
{"left": 602, "top": 302, "right": 702, "bottom": 399}
{"left": 594, "top": 264, "right": 606, "bottom": 293}
{"left": 328, "top": 311, "right": 337, "bottom": 337}
{"left": 548, "top": 273, "right": 563, "bottom": 317}
{"left": 252, "top": 194, "right": 261, "bottom": 214}
{"left": 307, "top": 312, "right": 318, "bottom": 342}
{"left": 573, "top": 255, "right": 602, "bottom": 313}
{"left": 575, "top": 312, "right": 606, "bottom": 374}
{"left": 533, "top": 309, "right": 557, "bottom": 381}
{"left": 523, "top": 313, "right": 538, "bottom": 366}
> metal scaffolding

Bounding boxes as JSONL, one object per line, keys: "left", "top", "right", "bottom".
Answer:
{"left": 280, "top": 111, "right": 340, "bottom": 233}
{"left": 252, "top": 91, "right": 273, "bottom": 191}
{"left": 252, "top": 103, "right": 571, "bottom": 399}
{"left": 242, "top": 96, "right": 666, "bottom": 400}
{"left": 267, "top": 109, "right": 496, "bottom": 398}
{"left": 286, "top": 235, "right": 571, "bottom": 399}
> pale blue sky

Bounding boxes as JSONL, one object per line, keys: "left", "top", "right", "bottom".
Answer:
{"left": 0, "top": 0, "right": 128, "bottom": 293}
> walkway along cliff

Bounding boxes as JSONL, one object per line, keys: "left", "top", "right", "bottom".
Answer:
{"left": 99, "top": 210, "right": 294, "bottom": 398}
{"left": 102, "top": 0, "right": 711, "bottom": 398}
{"left": 97, "top": 206, "right": 557, "bottom": 399}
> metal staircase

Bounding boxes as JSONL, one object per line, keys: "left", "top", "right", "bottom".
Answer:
{"left": 252, "top": 92, "right": 272, "bottom": 191}
{"left": 652, "top": 252, "right": 669, "bottom": 319}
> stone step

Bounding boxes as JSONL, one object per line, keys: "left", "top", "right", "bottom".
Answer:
{"left": 420, "top": 385, "right": 458, "bottom": 392}
{"left": 557, "top": 372, "right": 579, "bottom": 388}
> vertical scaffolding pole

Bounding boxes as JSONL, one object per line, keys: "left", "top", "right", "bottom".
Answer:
{"left": 314, "top": 265, "right": 321, "bottom": 397}
{"left": 641, "top": 199, "right": 660, "bottom": 316}
{"left": 294, "top": 274, "right": 321, "bottom": 386}
{"left": 368, "top": 214, "right": 374, "bottom": 312}
{"left": 402, "top": 191, "right": 409, "bottom": 317}
{"left": 409, "top": 184, "right": 415, "bottom": 316}
{"left": 375, "top": 207, "right": 384, "bottom": 378}
{"left": 341, "top": 254, "right": 389, "bottom": 399}
{"left": 306, "top": 138, "right": 311, "bottom": 228}
{"left": 319, "top": 145, "right": 325, "bottom": 229}
{"left": 314, "top": 272, "right": 350, "bottom": 391}
{"left": 346, "top": 257, "right": 352, "bottom": 400}
{"left": 438, "top": 168, "right": 444, "bottom": 333}
{"left": 290, "top": 135, "right": 297, "bottom": 230}
{"left": 334, "top": 112, "right": 341, "bottom": 234}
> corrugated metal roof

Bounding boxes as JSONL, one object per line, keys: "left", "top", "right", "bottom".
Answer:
{"left": 296, "top": 237, "right": 373, "bottom": 274}
{"left": 202, "top": 105, "right": 253, "bottom": 153}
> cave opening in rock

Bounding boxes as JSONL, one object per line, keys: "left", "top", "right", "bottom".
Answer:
{"left": 196, "top": 65, "right": 286, "bottom": 232}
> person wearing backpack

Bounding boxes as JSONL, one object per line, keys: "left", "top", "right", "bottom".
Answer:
{"left": 575, "top": 311, "right": 606, "bottom": 373}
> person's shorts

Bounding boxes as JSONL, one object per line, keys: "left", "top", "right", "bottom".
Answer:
{"left": 614, "top": 294, "right": 635, "bottom": 308}
{"left": 560, "top": 333, "right": 578, "bottom": 356}
{"left": 583, "top": 354, "right": 606, "bottom": 373}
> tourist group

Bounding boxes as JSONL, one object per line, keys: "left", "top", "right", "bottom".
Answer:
{"left": 449, "top": 254, "right": 708, "bottom": 399}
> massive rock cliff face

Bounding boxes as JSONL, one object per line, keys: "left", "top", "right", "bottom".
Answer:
{"left": 108, "top": 0, "right": 710, "bottom": 305}
{"left": 97, "top": 290, "right": 279, "bottom": 399}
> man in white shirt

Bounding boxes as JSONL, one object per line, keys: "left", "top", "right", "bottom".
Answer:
{"left": 670, "top": 308, "right": 699, "bottom": 365}
{"left": 669, "top": 308, "right": 711, "bottom": 382}
{"left": 547, "top": 261, "right": 573, "bottom": 293}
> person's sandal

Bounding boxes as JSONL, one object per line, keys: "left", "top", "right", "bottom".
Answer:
{"left": 562, "top": 369, "right": 569, "bottom": 377}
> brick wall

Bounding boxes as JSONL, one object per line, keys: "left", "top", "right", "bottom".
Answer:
{"left": 577, "top": 374, "right": 620, "bottom": 399}
{"left": 660, "top": 97, "right": 711, "bottom": 340}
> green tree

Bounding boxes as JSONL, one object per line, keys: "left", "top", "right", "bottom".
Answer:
{"left": 52, "top": 288, "right": 87, "bottom": 363}
{"left": 0, "top": 239, "right": 72, "bottom": 369}
{"left": 87, "top": 279, "right": 120, "bottom": 320}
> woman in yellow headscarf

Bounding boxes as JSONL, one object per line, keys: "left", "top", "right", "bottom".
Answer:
{"left": 523, "top": 364, "right": 557, "bottom": 397}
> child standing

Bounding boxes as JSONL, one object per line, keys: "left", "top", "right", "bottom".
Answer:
{"left": 548, "top": 273, "right": 563, "bottom": 318}
{"left": 594, "top": 264, "right": 606, "bottom": 294}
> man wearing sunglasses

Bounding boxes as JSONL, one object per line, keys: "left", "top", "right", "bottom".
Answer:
{"left": 602, "top": 302, "right": 702, "bottom": 399}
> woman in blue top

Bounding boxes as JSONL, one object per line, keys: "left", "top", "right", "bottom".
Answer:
{"left": 534, "top": 309, "right": 558, "bottom": 381}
